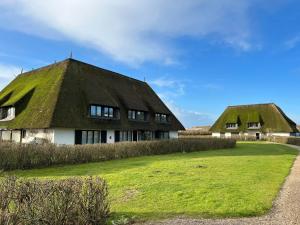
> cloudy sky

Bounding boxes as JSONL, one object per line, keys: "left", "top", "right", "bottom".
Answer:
{"left": 0, "top": 0, "right": 300, "bottom": 127}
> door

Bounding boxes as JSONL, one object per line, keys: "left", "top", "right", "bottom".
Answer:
{"left": 115, "top": 131, "right": 120, "bottom": 142}
{"left": 133, "top": 130, "right": 138, "bottom": 141}
{"left": 101, "top": 131, "right": 107, "bottom": 143}
{"left": 256, "top": 133, "right": 260, "bottom": 140}
{"left": 75, "top": 130, "right": 82, "bottom": 144}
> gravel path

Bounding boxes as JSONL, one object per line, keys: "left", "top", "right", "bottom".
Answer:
{"left": 138, "top": 144, "right": 300, "bottom": 225}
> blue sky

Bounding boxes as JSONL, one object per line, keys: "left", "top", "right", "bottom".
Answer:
{"left": 0, "top": 0, "right": 300, "bottom": 128}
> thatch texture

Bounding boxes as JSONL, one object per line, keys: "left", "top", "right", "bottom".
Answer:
{"left": 0, "top": 59, "right": 184, "bottom": 131}
{"left": 210, "top": 103, "right": 298, "bottom": 133}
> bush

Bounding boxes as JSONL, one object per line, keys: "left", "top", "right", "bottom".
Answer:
{"left": 267, "top": 136, "right": 300, "bottom": 146}
{"left": 0, "top": 176, "right": 109, "bottom": 225}
{"left": 0, "top": 139, "right": 236, "bottom": 171}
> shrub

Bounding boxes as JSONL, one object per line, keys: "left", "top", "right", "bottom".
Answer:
{"left": 267, "top": 136, "right": 300, "bottom": 146}
{"left": 0, "top": 176, "right": 109, "bottom": 225}
{"left": 0, "top": 139, "right": 236, "bottom": 171}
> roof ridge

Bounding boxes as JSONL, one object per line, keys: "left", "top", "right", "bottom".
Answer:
{"left": 228, "top": 103, "right": 275, "bottom": 108}
{"left": 65, "top": 58, "right": 147, "bottom": 85}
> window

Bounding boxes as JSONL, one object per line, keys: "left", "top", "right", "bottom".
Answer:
{"left": 0, "top": 107, "right": 15, "bottom": 120}
{"left": 80, "top": 130, "right": 102, "bottom": 145}
{"left": 161, "top": 114, "right": 167, "bottom": 123}
{"left": 89, "top": 105, "right": 118, "bottom": 119}
{"left": 248, "top": 122, "right": 260, "bottom": 129}
{"left": 87, "top": 131, "right": 93, "bottom": 144}
{"left": 103, "top": 107, "right": 109, "bottom": 117}
{"left": 128, "top": 110, "right": 146, "bottom": 121}
{"left": 90, "top": 105, "right": 97, "bottom": 117}
{"left": 21, "top": 130, "right": 26, "bottom": 138}
{"left": 82, "top": 131, "right": 87, "bottom": 144}
{"left": 155, "top": 113, "right": 168, "bottom": 123}
{"left": 109, "top": 108, "right": 113, "bottom": 118}
{"left": 226, "top": 123, "right": 238, "bottom": 129}
{"left": 96, "top": 106, "right": 102, "bottom": 116}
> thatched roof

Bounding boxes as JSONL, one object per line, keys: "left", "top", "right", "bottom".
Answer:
{"left": 210, "top": 103, "right": 298, "bottom": 133}
{"left": 0, "top": 59, "right": 184, "bottom": 131}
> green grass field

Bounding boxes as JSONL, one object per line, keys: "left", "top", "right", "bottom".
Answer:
{"left": 5, "top": 142, "right": 298, "bottom": 220}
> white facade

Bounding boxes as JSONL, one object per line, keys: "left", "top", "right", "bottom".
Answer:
{"left": 225, "top": 132, "right": 231, "bottom": 138}
{"left": 107, "top": 130, "right": 115, "bottom": 144}
{"left": 212, "top": 132, "right": 221, "bottom": 138}
{"left": 53, "top": 129, "right": 75, "bottom": 145}
{"left": 169, "top": 131, "right": 178, "bottom": 139}
{"left": 1, "top": 128, "right": 179, "bottom": 145}
{"left": 22, "top": 129, "right": 55, "bottom": 144}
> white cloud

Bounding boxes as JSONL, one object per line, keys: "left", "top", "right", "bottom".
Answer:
{"left": 150, "top": 78, "right": 215, "bottom": 127}
{"left": 284, "top": 35, "right": 300, "bottom": 49}
{"left": 0, "top": 0, "right": 258, "bottom": 65}
{"left": 150, "top": 77, "right": 185, "bottom": 97}
{"left": 162, "top": 98, "right": 215, "bottom": 128}
{"left": 0, "top": 63, "right": 21, "bottom": 89}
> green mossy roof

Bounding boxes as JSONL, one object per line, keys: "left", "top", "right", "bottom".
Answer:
{"left": 0, "top": 62, "right": 66, "bottom": 129}
{"left": 0, "top": 59, "right": 184, "bottom": 131}
{"left": 210, "top": 103, "right": 298, "bottom": 133}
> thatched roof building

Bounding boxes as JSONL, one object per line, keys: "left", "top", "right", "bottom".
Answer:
{"left": 210, "top": 103, "right": 298, "bottom": 139}
{"left": 0, "top": 59, "right": 184, "bottom": 144}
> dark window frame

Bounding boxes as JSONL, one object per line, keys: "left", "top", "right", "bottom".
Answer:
{"left": 89, "top": 104, "right": 119, "bottom": 120}
{"left": 155, "top": 113, "right": 169, "bottom": 123}
{"left": 128, "top": 109, "right": 148, "bottom": 121}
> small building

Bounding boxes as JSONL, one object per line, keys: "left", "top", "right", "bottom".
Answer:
{"left": 210, "top": 103, "right": 299, "bottom": 139}
{"left": 0, "top": 59, "right": 184, "bottom": 144}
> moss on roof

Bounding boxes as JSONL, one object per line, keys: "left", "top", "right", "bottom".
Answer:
{"left": 210, "top": 103, "right": 298, "bottom": 133}
{"left": 0, "top": 62, "right": 67, "bottom": 129}
{"left": 0, "top": 59, "right": 184, "bottom": 131}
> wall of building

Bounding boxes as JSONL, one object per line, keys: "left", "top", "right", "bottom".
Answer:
{"left": 169, "top": 131, "right": 178, "bottom": 139}
{"left": 267, "top": 132, "right": 291, "bottom": 137}
{"left": 11, "top": 130, "right": 21, "bottom": 142}
{"left": 53, "top": 129, "right": 75, "bottom": 145}
{"left": 225, "top": 132, "right": 231, "bottom": 138}
{"left": 212, "top": 132, "right": 221, "bottom": 138}
{"left": 1, "top": 130, "right": 11, "bottom": 141}
{"left": 22, "top": 129, "right": 54, "bottom": 143}
{"left": 107, "top": 130, "right": 115, "bottom": 143}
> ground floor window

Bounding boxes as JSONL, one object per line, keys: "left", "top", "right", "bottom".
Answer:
{"left": 75, "top": 130, "right": 107, "bottom": 145}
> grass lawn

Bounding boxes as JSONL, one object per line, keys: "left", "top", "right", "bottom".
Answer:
{"left": 4, "top": 142, "right": 298, "bottom": 220}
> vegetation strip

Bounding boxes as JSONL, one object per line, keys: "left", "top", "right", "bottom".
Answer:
{"left": 0, "top": 176, "right": 109, "bottom": 225}
{"left": 0, "top": 138, "right": 236, "bottom": 171}
{"left": 5, "top": 143, "right": 297, "bottom": 222}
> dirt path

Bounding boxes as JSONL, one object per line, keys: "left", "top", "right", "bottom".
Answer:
{"left": 138, "top": 144, "right": 300, "bottom": 225}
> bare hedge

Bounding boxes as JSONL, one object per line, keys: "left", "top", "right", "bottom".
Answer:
{"left": 0, "top": 176, "right": 109, "bottom": 225}
{"left": 0, "top": 138, "right": 236, "bottom": 171}
{"left": 267, "top": 136, "right": 300, "bottom": 146}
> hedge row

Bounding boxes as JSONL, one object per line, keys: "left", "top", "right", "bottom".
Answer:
{"left": 0, "top": 176, "right": 109, "bottom": 225}
{"left": 0, "top": 138, "right": 236, "bottom": 171}
{"left": 267, "top": 136, "right": 300, "bottom": 146}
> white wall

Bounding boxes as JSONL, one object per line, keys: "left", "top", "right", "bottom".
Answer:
{"left": 169, "top": 131, "right": 178, "bottom": 139}
{"left": 11, "top": 130, "right": 21, "bottom": 142}
{"left": 22, "top": 129, "right": 54, "bottom": 143}
{"left": 107, "top": 130, "right": 115, "bottom": 143}
{"left": 225, "top": 132, "right": 231, "bottom": 138}
{"left": 53, "top": 129, "right": 75, "bottom": 145}
{"left": 268, "top": 132, "right": 291, "bottom": 137}
{"left": 1, "top": 130, "right": 11, "bottom": 141}
{"left": 212, "top": 133, "right": 221, "bottom": 138}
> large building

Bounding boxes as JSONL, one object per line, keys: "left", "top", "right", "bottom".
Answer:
{"left": 0, "top": 59, "right": 184, "bottom": 144}
{"left": 210, "top": 103, "right": 299, "bottom": 139}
